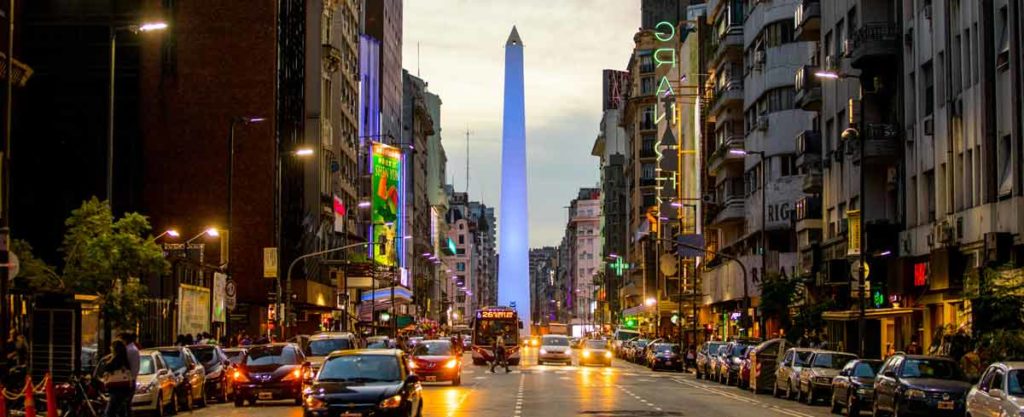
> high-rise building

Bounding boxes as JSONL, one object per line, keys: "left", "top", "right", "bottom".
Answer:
{"left": 403, "top": 71, "right": 435, "bottom": 319}
{"left": 529, "top": 247, "right": 559, "bottom": 325}
{"left": 423, "top": 81, "right": 447, "bottom": 322}
{"left": 364, "top": 0, "right": 403, "bottom": 142}
{"left": 568, "top": 188, "right": 602, "bottom": 328}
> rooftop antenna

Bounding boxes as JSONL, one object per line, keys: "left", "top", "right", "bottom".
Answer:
{"left": 417, "top": 42, "right": 421, "bottom": 77}
{"left": 465, "top": 127, "right": 472, "bottom": 194}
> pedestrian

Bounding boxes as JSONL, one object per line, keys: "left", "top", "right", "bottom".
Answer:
{"left": 119, "top": 332, "right": 140, "bottom": 417}
{"left": 490, "top": 332, "right": 509, "bottom": 373}
{"left": 884, "top": 343, "right": 895, "bottom": 358}
{"left": 907, "top": 338, "right": 922, "bottom": 355}
{"left": 96, "top": 339, "right": 134, "bottom": 417}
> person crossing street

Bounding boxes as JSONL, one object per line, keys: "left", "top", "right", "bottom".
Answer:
{"left": 490, "top": 332, "right": 510, "bottom": 373}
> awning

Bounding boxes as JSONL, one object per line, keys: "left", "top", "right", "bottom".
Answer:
{"left": 621, "top": 304, "right": 654, "bottom": 317}
{"left": 823, "top": 307, "right": 921, "bottom": 321}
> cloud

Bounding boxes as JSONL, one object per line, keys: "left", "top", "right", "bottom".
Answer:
{"left": 403, "top": 0, "right": 639, "bottom": 247}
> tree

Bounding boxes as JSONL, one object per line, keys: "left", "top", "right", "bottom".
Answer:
{"left": 759, "top": 274, "right": 797, "bottom": 334}
{"left": 971, "top": 266, "right": 1024, "bottom": 361}
{"left": 60, "top": 198, "right": 169, "bottom": 331}
{"left": 9, "top": 239, "right": 63, "bottom": 293}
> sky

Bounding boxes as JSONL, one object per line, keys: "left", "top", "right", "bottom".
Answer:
{"left": 402, "top": 0, "right": 640, "bottom": 248}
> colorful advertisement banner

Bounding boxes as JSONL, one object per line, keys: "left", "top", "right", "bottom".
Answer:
{"left": 372, "top": 142, "right": 401, "bottom": 266}
{"left": 213, "top": 272, "right": 227, "bottom": 323}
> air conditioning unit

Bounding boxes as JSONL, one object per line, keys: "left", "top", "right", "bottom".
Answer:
{"left": 756, "top": 115, "right": 769, "bottom": 131}
{"left": 933, "top": 221, "right": 954, "bottom": 246}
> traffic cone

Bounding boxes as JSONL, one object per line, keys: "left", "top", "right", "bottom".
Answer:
{"left": 0, "top": 384, "right": 7, "bottom": 417}
{"left": 23, "top": 375, "right": 36, "bottom": 417}
{"left": 44, "top": 373, "right": 56, "bottom": 417}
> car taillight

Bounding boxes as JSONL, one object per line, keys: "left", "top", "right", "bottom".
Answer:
{"left": 233, "top": 370, "right": 250, "bottom": 383}
{"left": 282, "top": 368, "right": 302, "bottom": 382}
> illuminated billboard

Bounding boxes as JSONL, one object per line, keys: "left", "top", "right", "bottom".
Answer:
{"left": 371, "top": 142, "right": 401, "bottom": 266}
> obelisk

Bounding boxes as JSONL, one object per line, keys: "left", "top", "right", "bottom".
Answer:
{"left": 498, "top": 26, "right": 531, "bottom": 333}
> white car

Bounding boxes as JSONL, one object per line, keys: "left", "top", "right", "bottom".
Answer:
{"left": 538, "top": 335, "right": 573, "bottom": 365}
{"left": 132, "top": 350, "right": 178, "bottom": 417}
{"left": 967, "top": 362, "right": 1024, "bottom": 417}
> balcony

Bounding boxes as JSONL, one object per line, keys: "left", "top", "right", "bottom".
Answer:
{"left": 794, "top": 0, "right": 820, "bottom": 41}
{"left": 708, "top": 79, "right": 743, "bottom": 117}
{"left": 802, "top": 170, "right": 822, "bottom": 194}
{"left": 708, "top": 194, "right": 745, "bottom": 227}
{"left": 794, "top": 130, "right": 821, "bottom": 169}
{"left": 849, "top": 23, "right": 900, "bottom": 70}
{"left": 859, "top": 123, "right": 901, "bottom": 163}
{"left": 707, "top": 135, "right": 745, "bottom": 173}
{"left": 794, "top": 65, "right": 822, "bottom": 112}
{"left": 322, "top": 44, "right": 343, "bottom": 73}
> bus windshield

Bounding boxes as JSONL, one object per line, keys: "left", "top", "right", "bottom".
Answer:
{"left": 473, "top": 316, "right": 519, "bottom": 346}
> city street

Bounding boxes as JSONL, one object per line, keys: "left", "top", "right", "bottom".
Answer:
{"left": 186, "top": 348, "right": 835, "bottom": 417}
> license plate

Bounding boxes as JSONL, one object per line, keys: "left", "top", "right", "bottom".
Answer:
{"left": 937, "top": 401, "right": 954, "bottom": 410}
{"left": 341, "top": 413, "right": 361, "bottom": 417}
{"left": 257, "top": 392, "right": 273, "bottom": 400}
{"left": 665, "top": 361, "right": 673, "bottom": 365}
{"left": 424, "top": 376, "right": 437, "bottom": 382}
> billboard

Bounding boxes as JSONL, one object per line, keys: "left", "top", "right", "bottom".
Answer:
{"left": 371, "top": 142, "right": 401, "bottom": 266}
{"left": 178, "top": 284, "right": 210, "bottom": 336}
{"left": 213, "top": 273, "right": 227, "bottom": 323}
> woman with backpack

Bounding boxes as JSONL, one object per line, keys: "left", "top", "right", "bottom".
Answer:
{"left": 96, "top": 340, "right": 134, "bottom": 417}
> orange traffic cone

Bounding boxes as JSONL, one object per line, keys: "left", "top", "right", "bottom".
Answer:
{"left": 44, "top": 373, "right": 57, "bottom": 417}
{"left": 0, "top": 384, "right": 7, "bottom": 417}
{"left": 23, "top": 375, "right": 36, "bottom": 417}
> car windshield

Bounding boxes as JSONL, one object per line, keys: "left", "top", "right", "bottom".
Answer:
{"left": 160, "top": 351, "right": 185, "bottom": 371}
{"left": 412, "top": 341, "right": 451, "bottom": 356}
{"left": 853, "top": 362, "right": 881, "bottom": 377}
{"left": 542, "top": 337, "right": 569, "bottom": 346}
{"left": 246, "top": 346, "right": 298, "bottom": 366}
{"left": 224, "top": 351, "right": 244, "bottom": 364}
{"left": 139, "top": 356, "right": 156, "bottom": 375}
{"left": 307, "top": 339, "right": 353, "bottom": 356}
{"left": 793, "top": 351, "right": 814, "bottom": 366}
{"left": 812, "top": 353, "right": 856, "bottom": 369}
{"left": 730, "top": 345, "right": 748, "bottom": 356}
{"left": 901, "top": 359, "right": 962, "bottom": 379}
{"left": 367, "top": 341, "right": 391, "bottom": 349}
{"left": 654, "top": 344, "right": 680, "bottom": 353}
{"left": 190, "top": 347, "right": 219, "bottom": 367}
{"left": 635, "top": 340, "right": 649, "bottom": 348}
{"left": 586, "top": 340, "right": 608, "bottom": 349}
{"left": 318, "top": 355, "right": 401, "bottom": 383}
{"left": 1008, "top": 370, "right": 1024, "bottom": 397}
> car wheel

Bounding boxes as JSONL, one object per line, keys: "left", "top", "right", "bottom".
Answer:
{"left": 197, "top": 383, "right": 207, "bottom": 408}
{"left": 169, "top": 392, "right": 179, "bottom": 415}
{"left": 154, "top": 393, "right": 165, "bottom": 417}
{"left": 183, "top": 388, "right": 194, "bottom": 411}
{"left": 453, "top": 374, "right": 462, "bottom": 386}
{"left": 831, "top": 392, "right": 841, "bottom": 414}
{"left": 789, "top": 382, "right": 798, "bottom": 401}
{"left": 846, "top": 394, "right": 858, "bottom": 417}
{"left": 806, "top": 386, "right": 815, "bottom": 405}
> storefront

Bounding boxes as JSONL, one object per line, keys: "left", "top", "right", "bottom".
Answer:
{"left": 823, "top": 307, "right": 920, "bottom": 357}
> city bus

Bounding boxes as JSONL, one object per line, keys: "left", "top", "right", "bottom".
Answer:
{"left": 469, "top": 306, "right": 522, "bottom": 366}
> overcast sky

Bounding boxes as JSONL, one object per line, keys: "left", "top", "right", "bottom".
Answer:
{"left": 402, "top": 0, "right": 640, "bottom": 248}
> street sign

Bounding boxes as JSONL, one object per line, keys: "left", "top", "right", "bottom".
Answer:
{"left": 225, "top": 279, "right": 237, "bottom": 311}
{"left": 676, "top": 234, "right": 705, "bottom": 258}
{"left": 510, "top": 301, "right": 516, "bottom": 308}
{"left": 847, "top": 210, "right": 861, "bottom": 256}
{"left": 263, "top": 247, "right": 278, "bottom": 278}
{"left": 850, "top": 260, "right": 871, "bottom": 279}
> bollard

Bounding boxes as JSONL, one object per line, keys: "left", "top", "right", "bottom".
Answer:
{"left": 44, "top": 373, "right": 56, "bottom": 417}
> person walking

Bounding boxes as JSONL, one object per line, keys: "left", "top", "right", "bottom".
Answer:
{"left": 120, "top": 333, "right": 141, "bottom": 417}
{"left": 97, "top": 340, "right": 134, "bottom": 417}
{"left": 490, "top": 332, "right": 509, "bottom": 373}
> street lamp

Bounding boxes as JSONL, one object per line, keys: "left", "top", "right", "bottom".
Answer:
{"left": 227, "top": 115, "right": 265, "bottom": 320}
{"left": 294, "top": 148, "right": 315, "bottom": 157}
{"left": 283, "top": 241, "right": 371, "bottom": 337}
{"left": 186, "top": 228, "right": 220, "bottom": 243}
{"left": 154, "top": 229, "right": 180, "bottom": 240}
{"left": 728, "top": 148, "right": 764, "bottom": 336}
{"left": 107, "top": 21, "right": 168, "bottom": 205}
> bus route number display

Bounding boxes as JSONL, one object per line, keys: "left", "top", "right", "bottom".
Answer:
{"left": 478, "top": 310, "right": 515, "bottom": 319}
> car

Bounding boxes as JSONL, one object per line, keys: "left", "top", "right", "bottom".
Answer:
{"left": 305, "top": 332, "right": 357, "bottom": 373}
{"left": 967, "top": 362, "right": 1024, "bottom": 417}
{"left": 154, "top": 346, "right": 207, "bottom": 410}
{"left": 830, "top": 359, "right": 882, "bottom": 416}
{"left": 873, "top": 353, "right": 972, "bottom": 417}
{"left": 748, "top": 338, "right": 792, "bottom": 394}
{"left": 287, "top": 334, "right": 311, "bottom": 352}
{"left": 773, "top": 347, "right": 816, "bottom": 400}
{"left": 711, "top": 344, "right": 731, "bottom": 383}
{"left": 408, "top": 339, "right": 462, "bottom": 385}
{"left": 639, "top": 338, "right": 664, "bottom": 366}
{"left": 538, "top": 334, "right": 573, "bottom": 365}
{"left": 578, "top": 339, "right": 612, "bottom": 367}
{"left": 188, "top": 345, "right": 236, "bottom": 403}
{"left": 612, "top": 329, "right": 640, "bottom": 355}
{"left": 367, "top": 336, "right": 394, "bottom": 349}
{"left": 697, "top": 341, "right": 727, "bottom": 380}
{"left": 629, "top": 339, "right": 650, "bottom": 363}
{"left": 522, "top": 335, "right": 539, "bottom": 348}
{"left": 739, "top": 347, "right": 753, "bottom": 389}
{"left": 648, "top": 343, "right": 683, "bottom": 372}
{"left": 570, "top": 337, "right": 583, "bottom": 350}
{"left": 232, "top": 343, "right": 311, "bottom": 406}
{"left": 796, "top": 350, "right": 857, "bottom": 404}
{"left": 302, "top": 349, "right": 423, "bottom": 417}
{"left": 131, "top": 350, "right": 178, "bottom": 417}
{"left": 721, "top": 341, "right": 760, "bottom": 386}
{"left": 223, "top": 348, "right": 247, "bottom": 365}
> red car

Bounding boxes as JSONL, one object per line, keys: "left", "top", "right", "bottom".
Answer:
{"left": 408, "top": 339, "right": 462, "bottom": 385}
{"left": 739, "top": 347, "right": 753, "bottom": 389}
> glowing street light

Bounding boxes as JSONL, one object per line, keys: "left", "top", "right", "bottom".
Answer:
{"left": 645, "top": 297, "right": 657, "bottom": 307}
{"left": 814, "top": 70, "right": 841, "bottom": 79}
{"left": 294, "top": 148, "right": 315, "bottom": 157}
{"left": 138, "top": 22, "right": 169, "bottom": 32}
{"left": 154, "top": 229, "right": 180, "bottom": 240}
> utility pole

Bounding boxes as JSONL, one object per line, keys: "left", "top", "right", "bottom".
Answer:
{"left": 0, "top": 0, "right": 14, "bottom": 357}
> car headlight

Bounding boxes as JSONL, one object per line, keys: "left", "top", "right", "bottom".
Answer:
{"left": 305, "top": 395, "right": 327, "bottom": 411}
{"left": 445, "top": 359, "right": 458, "bottom": 369}
{"left": 604, "top": 351, "right": 612, "bottom": 359}
{"left": 905, "top": 389, "right": 926, "bottom": 399}
{"left": 539, "top": 349, "right": 548, "bottom": 355}
{"left": 379, "top": 394, "right": 403, "bottom": 409}
{"left": 583, "top": 350, "right": 591, "bottom": 358}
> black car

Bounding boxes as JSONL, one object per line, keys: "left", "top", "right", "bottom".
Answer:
{"left": 232, "top": 343, "right": 311, "bottom": 406}
{"left": 188, "top": 345, "right": 235, "bottom": 403}
{"left": 302, "top": 349, "right": 424, "bottom": 417}
{"left": 831, "top": 359, "right": 882, "bottom": 416}
{"left": 873, "top": 354, "right": 972, "bottom": 417}
{"left": 648, "top": 343, "right": 683, "bottom": 372}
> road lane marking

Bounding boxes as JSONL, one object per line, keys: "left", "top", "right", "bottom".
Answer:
{"left": 513, "top": 373, "right": 525, "bottom": 417}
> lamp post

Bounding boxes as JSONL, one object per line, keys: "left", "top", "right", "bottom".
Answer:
{"left": 154, "top": 229, "right": 180, "bottom": 241}
{"left": 284, "top": 241, "right": 371, "bottom": 338}
{"left": 728, "top": 148, "right": 764, "bottom": 337}
{"left": 107, "top": 21, "right": 167, "bottom": 205}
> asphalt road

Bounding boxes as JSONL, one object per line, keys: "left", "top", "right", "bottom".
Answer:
{"left": 183, "top": 348, "right": 841, "bottom": 417}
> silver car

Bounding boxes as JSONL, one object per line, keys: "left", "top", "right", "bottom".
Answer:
{"left": 538, "top": 334, "right": 572, "bottom": 365}
{"left": 967, "top": 362, "right": 1024, "bottom": 417}
{"left": 305, "top": 332, "right": 356, "bottom": 373}
{"left": 132, "top": 350, "right": 178, "bottom": 416}
{"left": 773, "top": 348, "right": 817, "bottom": 400}
{"left": 797, "top": 350, "right": 857, "bottom": 404}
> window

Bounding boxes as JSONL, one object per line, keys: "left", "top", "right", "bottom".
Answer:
{"left": 640, "top": 77, "right": 655, "bottom": 94}
{"left": 998, "top": 135, "right": 1012, "bottom": 197}
{"left": 997, "top": 6, "right": 1010, "bottom": 69}
{"left": 922, "top": 61, "right": 934, "bottom": 116}
{"left": 924, "top": 170, "right": 936, "bottom": 222}
{"left": 780, "top": 155, "right": 796, "bottom": 177}
{"left": 991, "top": 370, "right": 1005, "bottom": 393}
{"left": 639, "top": 51, "right": 654, "bottom": 73}
{"left": 641, "top": 163, "right": 656, "bottom": 180}
{"left": 642, "top": 134, "right": 656, "bottom": 153}
{"left": 456, "top": 263, "right": 466, "bottom": 271}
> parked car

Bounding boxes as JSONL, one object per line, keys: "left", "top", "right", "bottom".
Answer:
{"left": 873, "top": 353, "right": 971, "bottom": 417}
{"left": 232, "top": 343, "right": 311, "bottom": 406}
{"left": 538, "top": 334, "right": 573, "bottom": 365}
{"left": 305, "top": 332, "right": 357, "bottom": 373}
{"left": 797, "top": 350, "right": 857, "bottom": 404}
{"left": 773, "top": 347, "right": 816, "bottom": 400}
{"left": 830, "top": 359, "right": 882, "bottom": 416}
{"left": 648, "top": 343, "right": 682, "bottom": 372}
{"left": 188, "top": 345, "right": 235, "bottom": 403}
{"left": 749, "top": 338, "right": 792, "bottom": 394}
{"left": 628, "top": 339, "right": 650, "bottom": 363}
{"left": 697, "top": 341, "right": 727, "bottom": 380}
{"left": 721, "top": 341, "right": 760, "bottom": 386}
{"left": 967, "top": 362, "right": 1024, "bottom": 417}
{"left": 579, "top": 339, "right": 612, "bottom": 367}
{"left": 739, "top": 347, "right": 753, "bottom": 389}
{"left": 409, "top": 339, "right": 462, "bottom": 385}
{"left": 131, "top": 349, "right": 178, "bottom": 417}
{"left": 302, "top": 349, "right": 423, "bottom": 417}
{"left": 612, "top": 329, "right": 640, "bottom": 355}
{"left": 710, "top": 344, "right": 731, "bottom": 382}
{"left": 223, "top": 348, "right": 247, "bottom": 365}
{"left": 155, "top": 346, "right": 207, "bottom": 410}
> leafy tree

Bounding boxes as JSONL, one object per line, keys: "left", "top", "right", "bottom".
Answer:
{"left": 60, "top": 198, "right": 169, "bottom": 330}
{"left": 9, "top": 239, "right": 64, "bottom": 293}
{"left": 971, "top": 266, "right": 1024, "bottom": 361}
